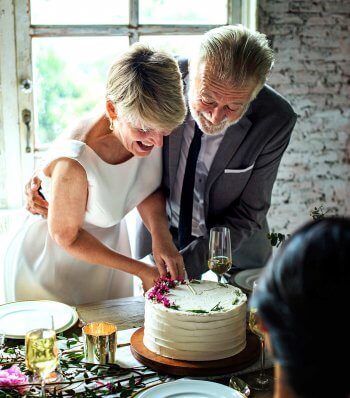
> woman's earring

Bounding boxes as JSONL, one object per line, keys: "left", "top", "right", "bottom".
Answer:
{"left": 109, "top": 119, "right": 114, "bottom": 131}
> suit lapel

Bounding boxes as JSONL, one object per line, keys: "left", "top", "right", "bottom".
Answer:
{"left": 168, "top": 122, "right": 186, "bottom": 189}
{"left": 205, "top": 115, "right": 252, "bottom": 198}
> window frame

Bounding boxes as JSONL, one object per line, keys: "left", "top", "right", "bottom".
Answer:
{"left": 0, "top": 0, "right": 256, "bottom": 209}
{"left": 28, "top": 0, "right": 256, "bottom": 154}
{"left": 29, "top": 0, "right": 256, "bottom": 44}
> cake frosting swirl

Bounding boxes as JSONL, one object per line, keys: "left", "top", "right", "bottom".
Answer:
{"left": 143, "top": 279, "right": 247, "bottom": 361}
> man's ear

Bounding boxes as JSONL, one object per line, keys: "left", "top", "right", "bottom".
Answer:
{"left": 106, "top": 100, "right": 118, "bottom": 120}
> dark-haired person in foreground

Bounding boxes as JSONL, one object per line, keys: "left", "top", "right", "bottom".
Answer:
{"left": 251, "top": 217, "right": 350, "bottom": 398}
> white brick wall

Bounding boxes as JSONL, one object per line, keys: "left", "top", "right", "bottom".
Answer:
{"left": 259, "top": 0, "right": 350, "bottom": 234}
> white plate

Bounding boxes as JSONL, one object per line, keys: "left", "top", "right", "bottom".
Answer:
{"left": 135, "top": 380, "right": 244, "bottom": 398}
{"left": 0, "top": 300, "right": 78, "bottom": 339}
{"left": 234, "top": 268, "right": 262, "bottom": 293}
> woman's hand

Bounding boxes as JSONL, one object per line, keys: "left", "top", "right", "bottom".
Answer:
{"left": 139, "top": 264, "right": 160, "bottom": 293}
{"left": 152, "top": 238, "right": 186, "bottom": 281}
{"left": 137, "top": 189, "right": 186, "bottom": 281}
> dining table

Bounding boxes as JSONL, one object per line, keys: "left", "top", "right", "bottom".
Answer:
{"left": 0, "top": 294, "right": 274, "bottom": 397}
{"left": 75, "top": 295, "right": 274, "bottom": 398}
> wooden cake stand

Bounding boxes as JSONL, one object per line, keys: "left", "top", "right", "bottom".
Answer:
{"left": 130, "top": 327, "right": 260, "bottom": 377}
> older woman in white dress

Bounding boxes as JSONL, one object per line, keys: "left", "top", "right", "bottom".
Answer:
{"left": 4, "top": 43, "right": 186, "bottom": 305}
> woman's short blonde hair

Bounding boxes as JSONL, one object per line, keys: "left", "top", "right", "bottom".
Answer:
{"left": 106, "top": 43, "right": 186, "bottom": 131}
{"left": 191, "top": 24, "right": 274, "bottom": 94}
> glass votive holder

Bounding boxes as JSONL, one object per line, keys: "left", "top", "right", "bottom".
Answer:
{"left": 82, "top": 321, "right": 117, "bottom": 365}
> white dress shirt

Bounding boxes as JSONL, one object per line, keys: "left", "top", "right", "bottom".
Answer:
{"left": 169, "top": 113, "right": 225, "bottom": 237}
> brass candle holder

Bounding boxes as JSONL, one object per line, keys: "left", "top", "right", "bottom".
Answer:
{"left": 82, "top": 321, "right": 117, "bottom": 364}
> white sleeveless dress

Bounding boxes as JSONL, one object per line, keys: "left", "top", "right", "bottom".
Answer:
{"left": 3, "top": 139, "right": 162, "bottom": 305}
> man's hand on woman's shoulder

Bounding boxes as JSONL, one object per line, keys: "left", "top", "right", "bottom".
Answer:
{"left": 25, "top": 175, "right": 48, "bottom": 217}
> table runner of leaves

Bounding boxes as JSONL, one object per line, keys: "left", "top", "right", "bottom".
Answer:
{"left": 0, "top": 334, "right": 166, "bottom": 397}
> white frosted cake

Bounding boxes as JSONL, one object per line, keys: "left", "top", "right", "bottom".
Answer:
{"left": 143, "top": 279, "right": 247, "bottom": 361}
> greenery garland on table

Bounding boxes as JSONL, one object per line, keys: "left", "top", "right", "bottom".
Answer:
{"left": 0, "top": 334, "right": 164, "bottom": 397}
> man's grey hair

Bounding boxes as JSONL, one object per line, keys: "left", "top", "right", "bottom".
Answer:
{"left": 106, "top": 43, "right": 186, "bottom": 131}
{"left": 191, "top": 24, "right": 274, "bottom": 93}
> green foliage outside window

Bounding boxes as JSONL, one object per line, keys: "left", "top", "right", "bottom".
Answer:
{"left": 34, "top": 48, "right": 106, "bottom": 145}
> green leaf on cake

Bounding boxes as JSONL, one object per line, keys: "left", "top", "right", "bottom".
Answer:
{"left": 187, "top": 309, "right": 209, "bottom": 313}
{"left": 232, "top": 296, "right": 240, "bottom": 305}
{"left": 210, "top": 302, "right": 224, "bottom": 311}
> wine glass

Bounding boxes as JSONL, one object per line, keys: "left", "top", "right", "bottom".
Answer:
{"left": 208, "top": 226, "right": 232, "bottom": 285}
{"left": 25, "top": 314, "right": 62, "bottom": 386}
{"left": 25, "top": 326, "right": 59, "bottom": 397}
{"left": 244, "top": 280, "right": 273, "bottom": 391}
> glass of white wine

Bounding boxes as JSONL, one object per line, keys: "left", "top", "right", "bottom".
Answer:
{"left": 25, "top": 327, "right": 59, "bottom": 397}
{"left": 208, "top": 226, "right": 232, "bottom": 285}
{"left": 244, "top": 280, "right": 273, "bottom": 391}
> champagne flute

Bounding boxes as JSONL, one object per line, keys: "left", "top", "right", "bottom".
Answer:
{"left": 25, "top": 314, "right": 59, "bottom": 378}
{"left": 208, "top": 226, "right": 232, "bottom": 285}
{"left": 25, "top": 327, "right": 59, "bottom": 397}
{"left": 244, "top": 280, "right": 273, "bottom": 391}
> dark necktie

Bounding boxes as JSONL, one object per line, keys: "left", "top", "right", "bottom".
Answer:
{"left": 178, "top": 123, "right": 203, "bottom": 249}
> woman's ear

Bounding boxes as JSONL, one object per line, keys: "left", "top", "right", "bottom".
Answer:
{"left": 106, "top": 100, "right": 118, "bottom": 120}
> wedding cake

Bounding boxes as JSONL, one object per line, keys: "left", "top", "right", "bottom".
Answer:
{"left": 143, "top": 278, "right": 247, "bottom": 361}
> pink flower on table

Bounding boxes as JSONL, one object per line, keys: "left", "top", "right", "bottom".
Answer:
{"left": 0, "top": 365, "right": 29, "bottom": 394}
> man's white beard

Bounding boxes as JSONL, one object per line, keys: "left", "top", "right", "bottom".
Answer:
{"left": 188, "top": 92, "right": 240, "bottom": 135}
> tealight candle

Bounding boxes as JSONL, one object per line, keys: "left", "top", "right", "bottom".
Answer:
{"left": 82, "top": 321, "right": 117, "bottom": 364}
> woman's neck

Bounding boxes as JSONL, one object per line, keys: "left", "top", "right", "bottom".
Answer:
{"left": 86, "top": 114, "right": 133, "bottom": 164}
{"left": 273, "top": 364, "right": 297, "bottom": 398}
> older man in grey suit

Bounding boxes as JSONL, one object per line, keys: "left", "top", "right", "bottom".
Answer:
{"left": 26, "top": 25, "right": 296, "bottom": 281}
{"left": 136, "top": 25, "right": 297, "bottom": 279}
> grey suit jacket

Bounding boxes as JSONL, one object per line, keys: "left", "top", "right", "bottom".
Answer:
{"left": 135, "top": 77, "right": 297, "bottom": 278}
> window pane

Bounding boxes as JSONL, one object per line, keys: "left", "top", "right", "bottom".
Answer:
{"left": 32, "top": 37, "right": 129, "bottom": 146}
{"left": 30, "top": 0, "right": 128, "bottom": 25}
{"left": 140, "top": 35, "right": 203, "bottom": 58}
{"left": 140, "top": 0, "right": 227, "bottom": 24}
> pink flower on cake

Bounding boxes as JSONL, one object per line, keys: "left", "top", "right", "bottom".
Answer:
{"left": 147, "top": 276, "right": 184, "bottom": 308}
{"left": 0, "top": 365, "right": 29, "bottom": 394}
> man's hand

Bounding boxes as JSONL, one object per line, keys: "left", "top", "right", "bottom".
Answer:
{"left": 24, "top": 175, "right": 49, "bottom": 217}
{"left": 152, "top": 238, "right": 186, "bottom": 281}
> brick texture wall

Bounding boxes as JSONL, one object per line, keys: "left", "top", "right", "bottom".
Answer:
{"left": 258, "top": 0, "right": 350, "bottom": 235}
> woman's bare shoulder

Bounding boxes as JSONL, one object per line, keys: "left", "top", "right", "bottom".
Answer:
{"left": 44, "top": 155, "right": 86, "bottom": 180}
